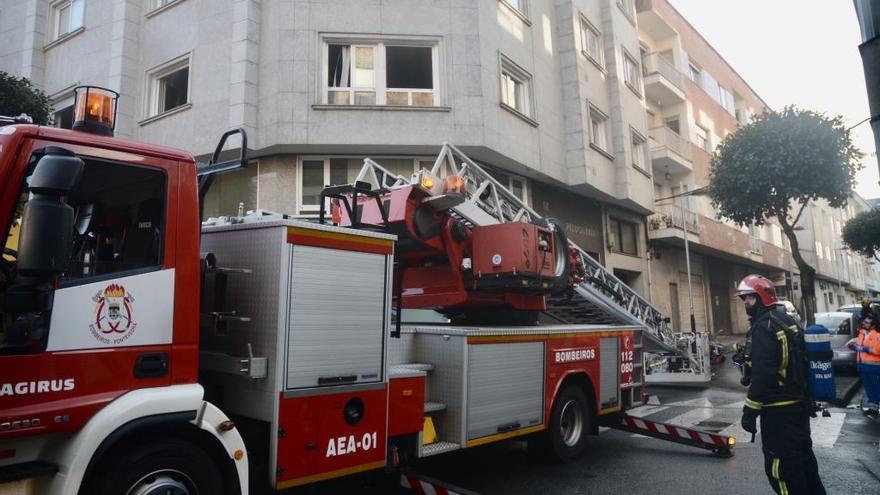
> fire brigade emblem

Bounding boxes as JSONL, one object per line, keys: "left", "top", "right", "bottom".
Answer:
{"left": 88, "top": 284, "right": 137, "bottom": 344}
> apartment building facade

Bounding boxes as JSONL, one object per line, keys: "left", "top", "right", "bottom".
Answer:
{"left": 1, "top": 0, "right": 662, "bottom": 295}
{"left": 794, "top": 193, "right": 879, "bottom": 311}
{"left": 635, "top": 0, "right": 797, "bottom": 335}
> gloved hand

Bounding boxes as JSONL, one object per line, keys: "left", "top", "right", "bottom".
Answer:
{"left": 741, "top": 407, "right": 758, "bottom": 434}
{"left": 856, "top": 345, "right": 870, "bottom": 352}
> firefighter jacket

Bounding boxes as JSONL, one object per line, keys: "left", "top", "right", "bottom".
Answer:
{"left": 855, "top": 327, "right": 880, "bottom": 371}
{"left": 744, "top": 307, "right": 809, "bottom": 414}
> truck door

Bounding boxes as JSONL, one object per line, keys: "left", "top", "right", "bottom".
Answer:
{"left": 0, "top": 141, "right": 178, "bottom": 440}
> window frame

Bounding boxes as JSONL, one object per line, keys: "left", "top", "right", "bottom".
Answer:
{"left": 688, "top": 61, "right": 702, "bottom": 86}
{"left": 146, "top": 0, "right": 186, "bottom": 18}
{"left": 580, "top": 16, "right": 603, "bottom": 69}
{"left": 145, "top": 53, "right": 192, "bottom": 119}
{"left": 499, "top": 0, "right": 531, "bottom": 23}
{"left": 296, "top": 156, "right": 428, "bottom": 214}
{"left": 630, "top": 127, "right": 648, "bottom": 174}
{"left": 499, "top": 54, "right": 536, "bottom": 123}
{"left": 622, "top": 48, "right": 642, "bottom": 96}
{"left": 608, "top": 217, "right": 639, "bottom": 256}
{"left": 51, "top": 0, "right": 84, "bottom": 41}
{"left": 321, "top": 37, "right": 441, "bottom": 107}
{"left": 588, "top": 104, "right": 611, "bottom": 154}
{"left": 617, "top": 0, "right": 636, "bottom": 20}
{"left": 694, "top": 125, "right": 710, "bottom": 152}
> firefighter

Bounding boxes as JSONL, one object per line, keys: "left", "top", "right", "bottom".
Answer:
{"left": 848, "top": 304, "right": 880, "bottom": 416}
{"left": 736, "top": 274, "right": 826, "bottom": 495}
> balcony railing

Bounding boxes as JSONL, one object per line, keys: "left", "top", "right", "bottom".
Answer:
{"left": 642, "top": 53, "right": 684, "bottom": 91}
{"left": 648, "top": 126, "right": 692, "bottom": 161}
{"left": 649, "top": 204, "right": 700, "bottom": 234}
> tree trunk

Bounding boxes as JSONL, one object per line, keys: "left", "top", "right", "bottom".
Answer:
{"left": 779, "top": 218, "right": 818, "bottom": 326}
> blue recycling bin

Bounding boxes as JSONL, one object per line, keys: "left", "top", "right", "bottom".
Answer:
{"left": 805, "top": 324, "right": 836, "bottom": 401}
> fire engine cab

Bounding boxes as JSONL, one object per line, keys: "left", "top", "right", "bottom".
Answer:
{"left": 0, "top": 87, "right": 732, "bottom": 495}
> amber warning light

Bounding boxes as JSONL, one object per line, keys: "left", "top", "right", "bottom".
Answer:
{"left": 72, "top": 86, "right": 119, "bottom": 137}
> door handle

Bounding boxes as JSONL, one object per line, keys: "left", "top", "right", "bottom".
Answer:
{"left": 134, "top": 352, "right": 169, "bottom": 378}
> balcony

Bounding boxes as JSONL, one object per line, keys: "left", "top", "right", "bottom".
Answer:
{"left": 648, "top": 126, "right": 692, "bottom": 175}
{"left": 642, "top": 53, "right": 685, "bottom": 106}
{"left": 649, "top": 204, "right": 700, "bottom": 242}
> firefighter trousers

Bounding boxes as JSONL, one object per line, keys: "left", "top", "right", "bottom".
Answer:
{"left": 760, "top": 412, "right": 826, "bottom": 495}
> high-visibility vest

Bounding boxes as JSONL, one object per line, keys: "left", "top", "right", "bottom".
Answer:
{"left": 856, "top": 328, "right": 880, "bottom": 367}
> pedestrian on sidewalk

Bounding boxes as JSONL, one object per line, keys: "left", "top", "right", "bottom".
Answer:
{"left": 848, "top": 304, "right": 880, "bottom": 416}
{"left": 736, "top": 275, "right": 826, "bottom": 495}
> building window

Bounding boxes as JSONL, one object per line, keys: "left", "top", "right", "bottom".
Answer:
{"left": 53, "top": 105, "right": 74, "bottom": 129}
{"left": 589, "top": 105, "right": 610, "bottom": 152}
{"left": 580, "top": 18, "right": 603, "bottom": 67}
{"left": 618, "top": 0, "right": 635, "bottom": 18}
{"left": 489, "top": 169, "right": 530, "bottom": 204}
{"left": 500, "top": 55, "right": 534, "bottom": 119}
{"left": 664, "top": 116, "right": 680, "bottom": 135}
{"left": 688, "top": 61, "right": 702, "bottom": 85}
{"left": 694, "top": 125, "right": 709, "bottom": 151}
{"left": 147, "top": 56, "right": 190, "bottom": 117}
{"left": 609, "top": 218, "right": 638, "bottom": 256}
{"left": 325, "top": 40, "right": 438, "bottom": 107}
{"left": 622, "top": 49, "right": 641, "bottom": 94}
{"left": 52, "top": 0, "right": 84, "bottom": 40}
{"left": 297, "top": 157, "right": 424, "bottom": 213}
{"left": 202, "top": 165, "right": 258, "bottom": 219}
{"left": 631, "top": 129, "right": 647, "bottom": 171}
{"left": 501, "top": 0, "right": 528, "bottom": 17}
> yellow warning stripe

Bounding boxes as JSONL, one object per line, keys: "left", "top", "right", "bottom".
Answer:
{"left": 465, "top": 424, "right": 545, "bottom": 448}
{"left": 599, "top": 406, "right": 620, "bottom": 415}
{"left": 287, "top": 227, "right": 394, "bottom": 247}
{"left": 777, "top": 330, "right": 788, "bottom": 383}
{"left": 275, "top": 460, "right": 386, "bottom": 489}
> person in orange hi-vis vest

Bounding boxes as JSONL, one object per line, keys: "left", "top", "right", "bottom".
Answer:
{"left": 848, "top": 304, "right": 880, "bottom": 416}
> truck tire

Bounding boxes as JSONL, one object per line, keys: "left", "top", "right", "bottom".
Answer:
{"left": 90, "top": 438, "right": 224, "bottom": 495}
{"left": 541, "top": 385, "right": 591, "bottom": 462}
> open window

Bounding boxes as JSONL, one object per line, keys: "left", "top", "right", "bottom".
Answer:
{"left": 324, "top": 39, "right": 439, "bottom": 106}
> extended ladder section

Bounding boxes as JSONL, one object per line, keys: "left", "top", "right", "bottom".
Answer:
{"left": 354, "top": 143, "right": 690, "bottom": 361}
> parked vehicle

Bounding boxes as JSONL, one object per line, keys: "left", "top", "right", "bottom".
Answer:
{"left": 815, "top": 312, "right": 859, "bottom": 368}
{"left": 837, "top": 299, "right": 880, "bottom": 318}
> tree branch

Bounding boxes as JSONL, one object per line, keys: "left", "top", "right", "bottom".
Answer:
{"left": 790, "top": 200, "right": 808, "bottom": 228}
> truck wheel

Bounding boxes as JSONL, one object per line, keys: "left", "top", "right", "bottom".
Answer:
{"left": 92, "top": 438, "right": 224, "bottom": 495}
{"left": 545, "top": 385, "right": 591, "bottom": 462}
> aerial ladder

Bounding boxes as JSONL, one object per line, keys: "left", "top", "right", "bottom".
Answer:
{"left": 336, "top": 142, "right": 710, "bottom": 382}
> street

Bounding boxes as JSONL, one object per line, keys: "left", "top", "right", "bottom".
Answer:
{"left": 303, "top": 359, "right": 880, "bottom": 495}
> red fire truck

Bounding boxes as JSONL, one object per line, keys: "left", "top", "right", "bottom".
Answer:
{"left": 0, "top": 87, "right": 732, "bottom": 495}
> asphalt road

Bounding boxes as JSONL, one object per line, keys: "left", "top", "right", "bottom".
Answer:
{"left": 297, "top": 357, "right": 880, "bottom": 495}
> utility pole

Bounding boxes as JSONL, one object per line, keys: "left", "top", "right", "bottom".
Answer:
{"left": 679, "top": 182, "right": 696, "bottom": 334}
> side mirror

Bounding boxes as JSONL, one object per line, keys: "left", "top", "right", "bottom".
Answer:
{"left": 16, "top": 149, "right": 84, "bottom": 279}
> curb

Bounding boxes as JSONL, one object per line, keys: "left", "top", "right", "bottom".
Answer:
{"left": 829, "top": 377, "right": 862, "bottom": 407}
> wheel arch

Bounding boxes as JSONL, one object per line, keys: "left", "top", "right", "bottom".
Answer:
{"left": 552, "top": 371, "right": 598, "bottom": 434}
{"left": 79, "top": 411, "right": 242, "bottom": 495}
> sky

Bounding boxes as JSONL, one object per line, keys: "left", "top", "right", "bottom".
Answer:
{"left": 670, "top": 0, "right": 880, "bottom": 201}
